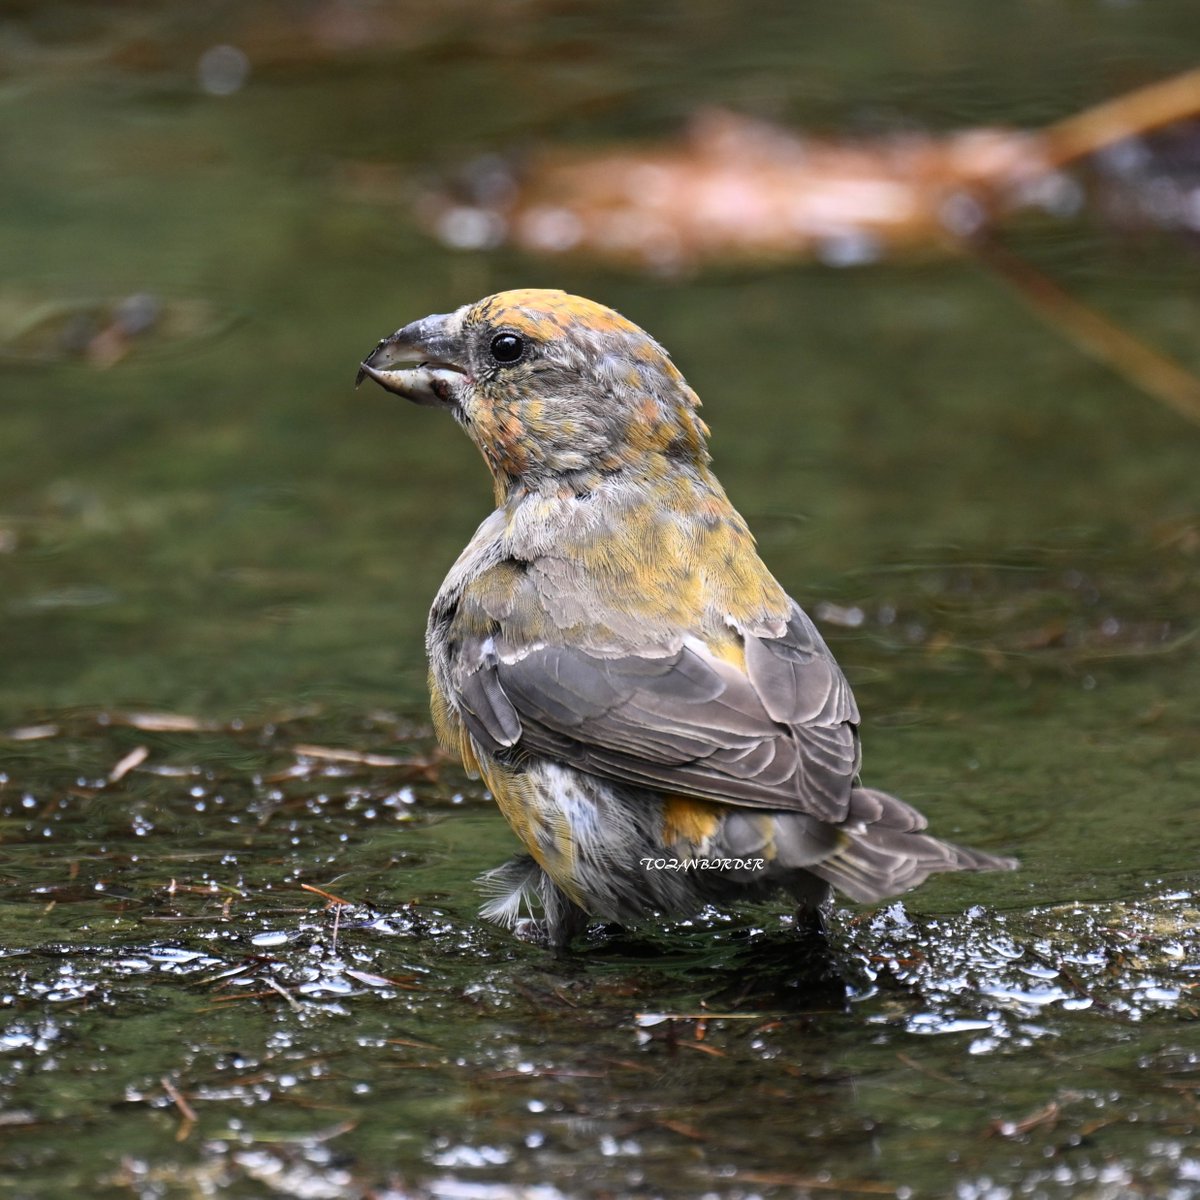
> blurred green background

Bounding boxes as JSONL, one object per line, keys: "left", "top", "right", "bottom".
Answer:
{"left": 3, "top": 0, "right": 1198, "bottom": 720}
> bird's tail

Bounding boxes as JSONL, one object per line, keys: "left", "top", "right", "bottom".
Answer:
{"left": 775, "top": 786, "right": 1017, "bottom": 905}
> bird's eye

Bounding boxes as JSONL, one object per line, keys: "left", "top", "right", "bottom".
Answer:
{"left": 489, "top": 332, "right": 525, "bottom": 364}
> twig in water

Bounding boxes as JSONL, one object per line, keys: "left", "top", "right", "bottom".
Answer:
{"left": 266, "top": 977, "right": 303, "bottom": 1013}
{"left": 160, "top": 1075, "right": 197, "bottom": 1141}
{"left": 971, "top": 237, "right": 1200, "bottom": 429}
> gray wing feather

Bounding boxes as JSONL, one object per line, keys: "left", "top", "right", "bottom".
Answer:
{"left": 743, "top": 605, "right": 859, "bottom": 726}
{"left": 458, "top": 639, "right": 522, "bottom": 747}
{"left": 454, "top": 602, "right": 861, "bottom": 822}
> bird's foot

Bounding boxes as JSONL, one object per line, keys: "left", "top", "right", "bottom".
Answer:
{"left": 512, "top": 917, "right": 551, "bottom": 945}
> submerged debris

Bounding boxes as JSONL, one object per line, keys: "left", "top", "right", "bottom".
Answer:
{"left": 420, "top": 109, "right": 1047, "bottom": 270}
{"left": 413, "top": 70, "right": 1200, "bottom": 272}
{"left": 0, "top": 292, "right": 235, "bottom": 368}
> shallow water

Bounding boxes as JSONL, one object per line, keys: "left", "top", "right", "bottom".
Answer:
{"left": 2, "top": 3, "right": 1199, "bottom": 1198}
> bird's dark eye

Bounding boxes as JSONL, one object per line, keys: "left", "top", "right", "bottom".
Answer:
{"left": 490, "top": 332, "right": 525, "bottom": 364}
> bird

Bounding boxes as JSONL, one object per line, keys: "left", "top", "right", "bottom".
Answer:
{"left": 357, "top": 288, "right": 1016, "bottom": 948}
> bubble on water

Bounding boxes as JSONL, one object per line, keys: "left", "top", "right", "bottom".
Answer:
{"left": 198, "top": 45, "right": 250, "bottom": 96}
{"left": 940, "top": 191, "right": 986, "bottom": 237}
{"left": 815, "top": 601, "right": 865, "bottom": 627}
{"left": 252, "top": 931, "right": 292, "bottom": 948}
{"left": 430, "top": 1143, "right": 512, "bottom": 1168}
{"left": 437, "top": 206, "right": 506, "bottom": 251}
{"left": 816, "top": 231, "right": 881, "bottom": 267}
{"left": 517, "top": 206, "right": 584, "bottom": 253}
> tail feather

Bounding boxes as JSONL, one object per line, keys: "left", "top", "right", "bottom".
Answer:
{"left": 844, "top": 785, "right": 929, "bottom": 833}
{"left": 800, "top": 786, "right": 1017, "bottom": 905}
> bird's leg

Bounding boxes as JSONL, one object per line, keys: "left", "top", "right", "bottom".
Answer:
{"left": 788, "top": 872, "right": 834, "bottom": 942}
{"left": 537, "top": 874, "right": 590, "bottom": 953}
{"left": 793, "top": 904, "right": 830, "bottom": 941}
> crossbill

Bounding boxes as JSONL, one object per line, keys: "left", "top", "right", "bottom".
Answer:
{"left": 357, "top": 289, "right": 1016, "bottom": 947}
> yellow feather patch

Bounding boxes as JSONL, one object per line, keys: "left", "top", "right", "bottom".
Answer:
{"left": 480, "top": 756, "right": 586, "bottom": 904}
{"left": 476, "top": 757, "right": 533, "bottom": 844}
{"left": 429, "top": 670, "right": 480, "bottom": 776}
{"left": 705, "top": 636, "right": 747, "bottom": 671}
{"left": 661, "top": 796, "right": 724, "bottom": 851}
{"left": 471, "top": 289, "right": 647, "bottom": 342}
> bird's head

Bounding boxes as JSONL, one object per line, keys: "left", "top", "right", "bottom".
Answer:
{"left": 357, "top": 289, "right": 711, "bottom": 496}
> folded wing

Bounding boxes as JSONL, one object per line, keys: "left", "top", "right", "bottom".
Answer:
{"left": 455, "top": 602, "right": 862, "bottom": 823}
